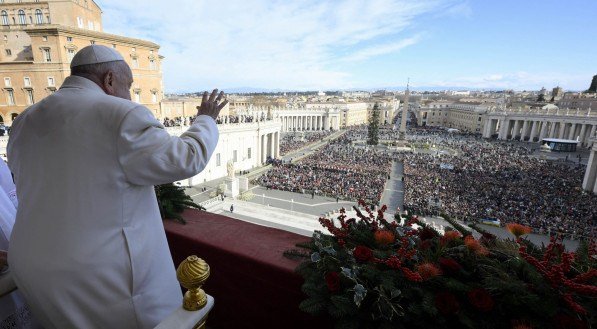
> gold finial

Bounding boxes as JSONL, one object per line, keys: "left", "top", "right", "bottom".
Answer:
{"left": 176, "top": 255, "right": 210, "bottom": 311}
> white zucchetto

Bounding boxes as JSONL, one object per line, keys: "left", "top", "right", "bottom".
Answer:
{"left": 70, "top": 45, "right": 125, "bottom": 68}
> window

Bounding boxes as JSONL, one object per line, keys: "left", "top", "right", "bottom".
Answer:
{"left": 6, "top": 90, "right": 14, "bottom": 105}
{"left": 151, "top": 91, "right": 157, "bottom": 103}
{"left": 67, "top": 36, "right": 72, "bottom": 42}
{"left": 4, "top": 77, "right": 10, "bottom": 87}
{"left": 42, "top": 36, "right": 47, "bottom": 41}
{"left": 18, "top": 10, "right": 26, "bottom": 25}
{"left": 132, "top": 57, "right": 138, "bottom": 68}
{"left": 67, "top": 49, "right": 75, "bottom": 62}
{"left": 1, "top": 11, "right": 8, "bottom": 26}
{"left": 76, "top": 17, "right": 83, "bottom": 28}
{"left": 23, "top": 77, "right": 31, "bottom": 87}
{"left": 3, "top": 35, "right": 6, "bottom": 41}
{"left": 132, "top": 47, "right": 136, "bottom": 52}
{"left": 35, "top": 9, "right": 43, "bottom": 24}
{"left": 88, "top": 21, "right": 94, "bottom": 30}
{"left": 26, "top": 89, "right": 34, "bottom": 105}
{"left": 134, "top": 90, "right": 140, "bottom": 103}
{"left": 247, "top": 148, "right": 251, "bottom": 159}
{"left": 42, "top": 48, "right": 51, "bottom": 62}
{"left": 5, "top": 49, "right": 11, "bottom": 56}
{"left": 233, "top": 150, "right": 238, "bottom": 162}
{"left": 47, "top": 77, "right": 54, "bottom": 87}
{"left": 149, "top": 59, "right": 156, "bottom": 70}
{"left": 216, "top": 153, "right": 221, "bottom": 166}
{"left": 112, "top": 44, "right": 116, "bottom": 48}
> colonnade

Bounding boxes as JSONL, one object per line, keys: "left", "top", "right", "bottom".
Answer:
{"left": 483, "top": 117, "right": 597, "bottom": 147}
{"left": 582, "top": 139, "right": 597, "bottom": 194}
{"left": 259, "top": 131, "right": 279, "bottom": 164}
{"left": 279, "top": 114, "right": 334, "bottom": 132}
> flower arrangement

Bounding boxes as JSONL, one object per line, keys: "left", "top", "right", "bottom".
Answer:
{"left": 294, "top": 201, "right": 596, "bottom": 329}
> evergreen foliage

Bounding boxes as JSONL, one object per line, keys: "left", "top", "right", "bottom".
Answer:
{"left": 367, "top": 103, "right": 380, "bottom": 145}
{"left": 292, "top": 202, "right": 596, "bottom": 328}
{"left": 154, "top": 183, "right": 205, "bottom": 224}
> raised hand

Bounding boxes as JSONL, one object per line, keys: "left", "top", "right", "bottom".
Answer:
{"left": 197, "top": 89, "right": 228, "bottom": 120}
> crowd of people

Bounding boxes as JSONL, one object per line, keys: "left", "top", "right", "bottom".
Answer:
{"left": 402, "top": 127, "right": 596, "bottom": 239}
{"left": 162, "top": 114, "right": 267, "bottom": 127}
{"left": 258, "top": 124, "right": 596, "bottom": 239}
{"left": 279, "top": 131, "right": 335, "bottom": 155}
{"left": 258, "top": 127, "right": 393, "bottom": 204}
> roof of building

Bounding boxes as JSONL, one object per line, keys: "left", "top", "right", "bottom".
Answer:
{"left": 541, "top": 138, "right": 579, "bottom": 144}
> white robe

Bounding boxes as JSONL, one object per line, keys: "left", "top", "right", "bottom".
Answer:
{"left": 7, "top": 76, "right": 219, "bottom": 329}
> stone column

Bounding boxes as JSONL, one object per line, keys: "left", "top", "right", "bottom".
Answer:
{"left": 549, "top": 122, "right": 557, "bottom": 138}
{"left": 539, "top": 121, "right": 548, "bottom": 141}
{"left": 568, "top": 123, "right": 577, "bottom": 140}
{"left": 582, "top": 142, "right": 597, "bottom": 193}
{"left": 520, "top": 120, "right": 529, "bottom": 141}
{"left": 498, "top": 119, "right": 508, "bottom": 140}
{"left": 512, "top": 120, "right": 521, "bottom": 140}
{"left": 269, "top": 133, "right": 275, "bottom": 159}
{"left": 589, "top": 125, "right": 597, "bottom": 147}
{"left": 558, "top": 122, "right": 566, "bottom": 139}
{"left": 261, "top": 134, "right": 266, "bottom": 164}
{"left": 529, "top": 121, "right": 538, "bottom": 142}
{"left": 578, "top": 124, "right": 587, "bottom": 146}
{"left": 274, "top": 132, "right": 280, "bottom": 158}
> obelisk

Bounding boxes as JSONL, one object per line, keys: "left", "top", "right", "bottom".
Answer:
{"left": 399, "top": 80, "right": 410, "bottom": 140}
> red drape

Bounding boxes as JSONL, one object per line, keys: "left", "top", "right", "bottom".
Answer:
{"left": 164, "top": 209, "right": 333, "bottom": 329}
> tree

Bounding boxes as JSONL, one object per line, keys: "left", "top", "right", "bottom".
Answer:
{"left": 154, "top": 183, "right": 205, "bottom": 224}
{"left": 368, "top": 103, "right": 380, "bottom": 146}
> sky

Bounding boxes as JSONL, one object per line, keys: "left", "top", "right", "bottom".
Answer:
{"left": 98, "top": 0, "right": 597, "bottom": 93}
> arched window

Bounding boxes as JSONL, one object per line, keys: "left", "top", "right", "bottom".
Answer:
{"left": 0, "top": 11, "right": 8, "bottom": 26}
{"left": 35, "top": 9, "right": 43, "bottom": 24}
{"left": 18, "top": 10, "right": 26, "bottom": 25}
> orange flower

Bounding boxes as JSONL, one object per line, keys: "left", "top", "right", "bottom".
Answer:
{"left": 374, "top": 230, "right": 395, "bottom": 246}
{"left": 440, "top": 230, "right": 461, "bottom": 245}
{"left": 464, "top": 236, "right": 489, "bottom": 256}
{"left": 506, "top": 223, "right": 532, "bottom": 238}
{"left": 417, "top": 262, "right": 442, "bottom": 280}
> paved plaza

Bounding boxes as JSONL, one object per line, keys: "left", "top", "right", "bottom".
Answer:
{"left": 184, "top": 131, "right": 588, "bottom": 250}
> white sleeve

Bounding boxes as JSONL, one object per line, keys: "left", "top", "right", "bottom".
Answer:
{"left": 0, "top": 160, "right": 17, "bottom": 208}
{"left": 117, "top": 106, "right": 219, "bottom": 186}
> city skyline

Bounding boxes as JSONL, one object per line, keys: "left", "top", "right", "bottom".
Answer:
{"left": 100, "top": 0, "right": 597, "bottom": 92}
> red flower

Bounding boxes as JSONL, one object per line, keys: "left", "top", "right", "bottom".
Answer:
{"left": 506, "top": 223, "right": 532, "bottom": 238}
{"left": 467, "top": 288, "right": 494, "bottom": 312}
{"left": 434, "top": 291, "right": 460, "bottom": 315}
{"left": 440, "top": 230, "right": 461, "bottom": 245}
{"left": 417, "top": 262, "right": 442, "bottom": 280}
{"left": 439, "top": 258, "right": 462, "bottom": 275}
{"left": 374, "top": 230, "right": 395, "bottom": 246}
{"left": 353, "top": 245, "right": 373, "bottom": 262}
{"left": 464, "top": 236, "right": 489, "bottom": 256}
{"left": 325, "top": 272, "right": 340, "bottom": 293}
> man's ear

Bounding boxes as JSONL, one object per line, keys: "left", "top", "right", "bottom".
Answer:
{"left": 103, "top": 71, "right": 114, "bottom": 94}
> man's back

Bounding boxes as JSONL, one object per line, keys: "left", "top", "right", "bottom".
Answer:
{"left": 7, "top": 76, "right": 218, "bottom": 329}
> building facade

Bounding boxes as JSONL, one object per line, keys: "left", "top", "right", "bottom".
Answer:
{"left": 482, "top": 108, "right": 597, "bottom": 148}
{"left": 417, "top": 102, "right": 489, "bottom": 133}
{"left": 0, "top": 0, "right": 164, "bottom": 124}
{"left": 166, "top": 119, "right": 281, "bottom": 186}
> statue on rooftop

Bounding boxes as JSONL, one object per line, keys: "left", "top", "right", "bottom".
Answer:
{"left": 227, "top": 161, "right": 235, "bottom": 178}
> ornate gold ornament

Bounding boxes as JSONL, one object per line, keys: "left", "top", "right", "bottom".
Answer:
{"left": 176, "top": 255, "right": 210, "bottom": 311}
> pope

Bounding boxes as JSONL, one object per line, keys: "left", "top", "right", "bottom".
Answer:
{"left": 7, "top": 45, "right": 226, "bottom": 328}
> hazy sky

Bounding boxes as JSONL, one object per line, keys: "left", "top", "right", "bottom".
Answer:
{"left": 99, "top": 0, "right": 597, "bottom": 92}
